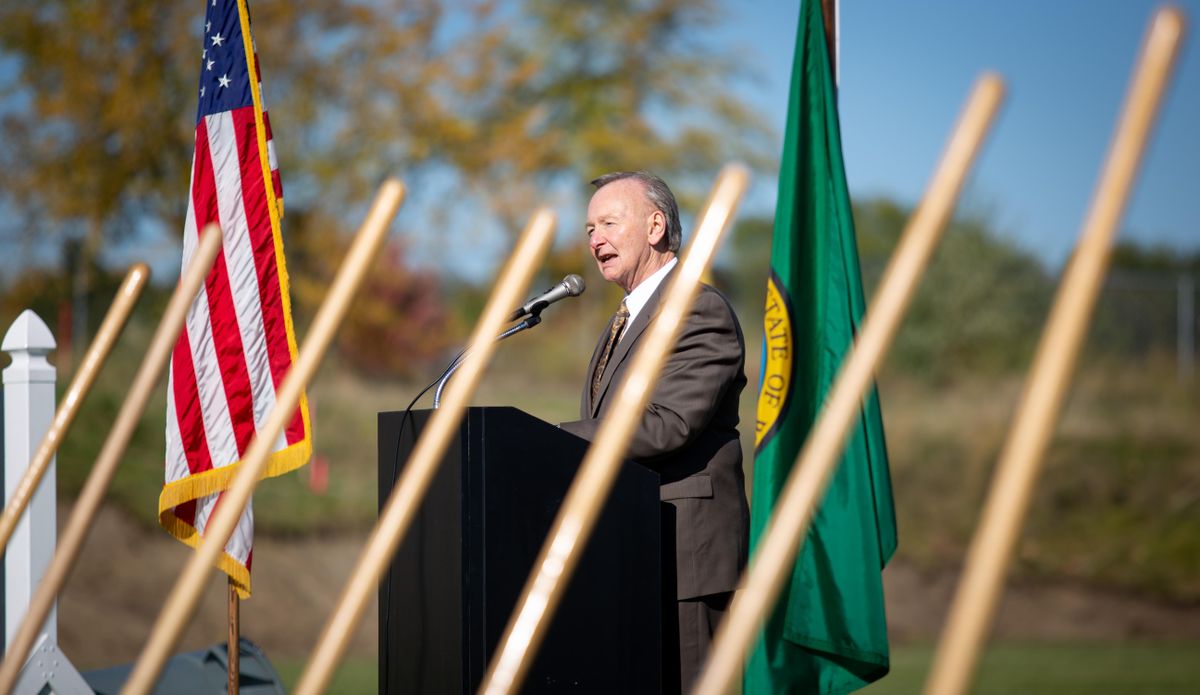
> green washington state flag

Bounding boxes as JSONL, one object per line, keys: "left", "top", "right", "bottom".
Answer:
{"left": 745, "top": 1, "right": 898, "bottom": 693}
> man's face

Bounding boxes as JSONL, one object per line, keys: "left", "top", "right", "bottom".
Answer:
{"left": 586, "top": 179, "right": 665, "bottom": 293}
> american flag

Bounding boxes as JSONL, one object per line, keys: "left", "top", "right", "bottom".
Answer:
{"left": 159, "top": 0, "right": 310, "bottom": 598}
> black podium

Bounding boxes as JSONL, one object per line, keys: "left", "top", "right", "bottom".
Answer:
{"left": 378, "top": 407, "right": 661, "bottom": 694}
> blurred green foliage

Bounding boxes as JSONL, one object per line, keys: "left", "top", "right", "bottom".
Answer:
{"left": 857, "top": 198, "right": 1053, "bottom": 379}
{"left": 723, "top": 197, "right": 1054, "bottom": 381}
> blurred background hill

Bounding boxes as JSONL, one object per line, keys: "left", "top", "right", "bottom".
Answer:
{"left": 1, "top": 0, "right": 1198, "bottom": 691}
{"left": 14, "top": 196, "right": 1196, "bottom": 596}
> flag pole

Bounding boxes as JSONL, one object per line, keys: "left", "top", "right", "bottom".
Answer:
{"left": 0, "top": 228, "right": 224, "bottom": 695}
{"left": 923, "top": 9, "right": 1185, "bottom": 695}
{"left": 228, "top": 578, "right": 240, "bottom": 695}
{"left": 693, "top": 75, "right": 1005, "bottom": 695}
{"left": 820, "top": 0, "right": 837, "bottom": 82}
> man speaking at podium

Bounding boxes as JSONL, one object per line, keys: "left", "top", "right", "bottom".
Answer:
{"left": 560, "top": 171, "right": 749, "bottom": 692}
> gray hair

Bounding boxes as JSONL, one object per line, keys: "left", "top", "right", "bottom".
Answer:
{"left": 590, "top": 171, "right": 682, "bottom": 253}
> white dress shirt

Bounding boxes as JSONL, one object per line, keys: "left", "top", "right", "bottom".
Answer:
{"left": 620, "top": 257, "right": 677, "bottom": 340}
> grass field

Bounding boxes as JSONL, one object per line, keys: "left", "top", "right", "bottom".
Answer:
{"left": 272, "top": 656, "right": 378, "bottom": 694}
{"left": 863, "top": 642, "right": 1200, "bottom": 694}
{"left": 269, "top": 642, "right": 1200, "bottom": 694}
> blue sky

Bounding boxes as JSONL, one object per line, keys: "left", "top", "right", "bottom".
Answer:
{"left": 720, "top": 0, "right": 1200, "bottom": 268}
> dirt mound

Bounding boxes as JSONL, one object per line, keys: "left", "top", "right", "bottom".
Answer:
{"left": 58, "top": 505, "right": 375, "bottom": 670}
{"left": 884, "top": 563, "right": 1200, "bottom": 642}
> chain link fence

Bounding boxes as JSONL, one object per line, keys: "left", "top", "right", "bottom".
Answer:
{"left": 1091, "top": 269, "right": 1195, "bottom": 380}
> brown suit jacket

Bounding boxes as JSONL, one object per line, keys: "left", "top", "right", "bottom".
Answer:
{"left": 561, "top": 276, "right": 749, "bottom": 600}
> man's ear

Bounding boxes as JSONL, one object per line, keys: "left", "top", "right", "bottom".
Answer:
{"left": 647, "top": 210, "right": 667, "bottom": 247}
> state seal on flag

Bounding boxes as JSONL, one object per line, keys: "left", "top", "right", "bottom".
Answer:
{"left": 756, "top": 272, "right": 792, "bottom": 451}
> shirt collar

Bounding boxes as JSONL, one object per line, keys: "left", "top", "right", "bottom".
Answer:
{"left": 624, "top": 257, "right": 677, "bottom": 326}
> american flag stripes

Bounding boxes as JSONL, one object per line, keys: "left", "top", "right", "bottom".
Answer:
{"left": 159, "top": 0, "right": 310, "bottom": 598}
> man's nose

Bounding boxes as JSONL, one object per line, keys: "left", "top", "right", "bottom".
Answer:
{"left": 589, "top": 234, "right": 604, "bottom": 252}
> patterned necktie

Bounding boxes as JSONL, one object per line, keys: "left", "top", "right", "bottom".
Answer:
{"left": 591, "top": 300, "right": 630, "bottom": 404}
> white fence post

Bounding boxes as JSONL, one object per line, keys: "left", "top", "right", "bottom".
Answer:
{"left": 3, "top": 310, "right": 90, "bottom": 694}
{"left": 3, "top": 310, "right": 58, "bottom": 646}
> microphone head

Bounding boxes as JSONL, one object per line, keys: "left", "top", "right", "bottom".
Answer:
{"left": 563, "top": 274, "right": 586, "bottom": 296}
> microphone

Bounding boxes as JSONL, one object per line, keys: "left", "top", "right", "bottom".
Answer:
{"left": 508, "top": 274, "right": 586, "bottom": 321}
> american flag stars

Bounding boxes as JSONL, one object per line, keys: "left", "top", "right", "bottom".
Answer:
{"left": 196, "top": 0, "right": 254, "bottom": 120}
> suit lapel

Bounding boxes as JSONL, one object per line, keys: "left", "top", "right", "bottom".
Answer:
{"left": 590, "top": 270, "right": 673, "bottom": 417}
{"left": 582, "top": 311, "right": 616, "bottom": 417}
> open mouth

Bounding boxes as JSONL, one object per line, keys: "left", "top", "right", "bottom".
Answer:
{"left": 596, "top": 252, "right": 617, "bottom": 264}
